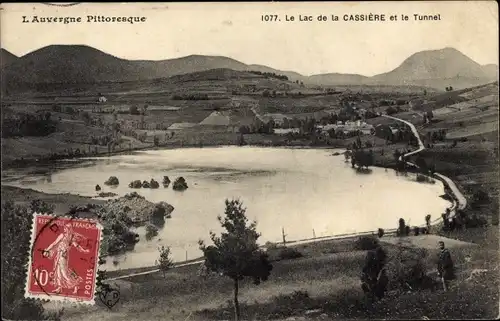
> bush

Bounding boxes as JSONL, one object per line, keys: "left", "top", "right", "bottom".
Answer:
{"left": 385, "top": 106, "right": 398, "bottom": 115}
{"left": 104, "top": 176, "right": 119, "bottom": 186}
{"left": 1, "top": 202, "right": 63, "bottom": 320}
{"left": 128, "top": 180, "right": 142, "bottom": 189}
{"left": 377, "top": 228, "right": 385, "bottom": 238}
{"left": 173, "top": 177, "right": 188, "bottom": 191}
{"left": 389, "top": 245, "right": 433, "bottom": 291}
{"left": 277, "top": 247, "right": 303, "bottom": 260}
{"left": 354, "top": 235, "right": 379, "bottom": 250}
{"left": 145, "top": 223, "right": 159, "bottom": 241}
{"left": 162, "top": 176, "right": 171, "bottom": 187}
{"left": 272, "top": 290, "right": 311, "bottom": 310}
{"left": 150, "top": 179, "right": 160, "bottom": 189}
{"left": 413, "top": 226, "right": 420, "bottom": 236}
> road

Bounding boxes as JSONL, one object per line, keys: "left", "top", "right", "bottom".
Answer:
{"left": 382, "top": 114, "right": 467, "bottom": 213}
{"left": 104, "top": 114, "right": 468, "bottom": 282}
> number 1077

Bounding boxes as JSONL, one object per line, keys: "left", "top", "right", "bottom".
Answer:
{"left": 261, "top": 15, "right": 279, "bottom": 22}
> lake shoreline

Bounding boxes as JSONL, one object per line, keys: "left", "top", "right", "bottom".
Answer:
{"left": 1, "top": 139, "right": 347, "bottom": 170}
{"left": 1, "top": 142, "right": 455, "bottom": 275}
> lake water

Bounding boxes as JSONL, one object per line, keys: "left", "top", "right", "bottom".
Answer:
{"left": 2, "top": 146, "right": 450, "bottom": 271}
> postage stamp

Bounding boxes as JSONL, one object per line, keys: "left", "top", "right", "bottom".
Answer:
{"left": 24, "top": 213, "right": 103, "bottom": 304}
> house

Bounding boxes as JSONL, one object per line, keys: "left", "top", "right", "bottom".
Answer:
{"left": 319, "top": 121, "right": 374, "bottom": 136}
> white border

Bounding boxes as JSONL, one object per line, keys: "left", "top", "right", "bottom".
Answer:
{"left": 23, "top": 212, "right": 104, "bottom": 305}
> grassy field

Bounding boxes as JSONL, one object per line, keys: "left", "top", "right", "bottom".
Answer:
{"left": 2, "top": 75, "right": 498, "bottom": 320}
{"left": 47, "top": 233, "right": 498, "bottom": 321}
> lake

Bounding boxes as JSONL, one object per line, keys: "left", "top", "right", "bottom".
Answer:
{"left": 1, "top": 146, "right": 450, "bottom": 271}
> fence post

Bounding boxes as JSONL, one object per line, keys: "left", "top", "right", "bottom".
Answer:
{"left": 313, "top": 229, "right": 316, "bottom": 239}
{"left": 185, "top": 250, "right": 188, "bottom": 262}
{"left": 282, "top": 227, "right": 287, "bottom": 247}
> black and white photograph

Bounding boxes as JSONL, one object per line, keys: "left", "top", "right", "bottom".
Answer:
{"left": 1, "top": 2, "right": 499, "bottom": 320}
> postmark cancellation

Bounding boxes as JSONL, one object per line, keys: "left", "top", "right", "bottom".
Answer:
{"left": 24, "top": 213, "right": 103, "bottom": 305}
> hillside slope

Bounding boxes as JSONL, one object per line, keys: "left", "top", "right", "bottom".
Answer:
{"left": 2, "top": 45, "right": 497, "bottom": 91}
{"left": 371, "top": 48, "right": 496, "bottom": 89}
{"left": 0, "top": 49, "right": 18, "bottom": 67}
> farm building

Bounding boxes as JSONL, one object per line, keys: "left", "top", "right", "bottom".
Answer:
{"left": 318, "top": 120, "right": 374, "bottom": 136}
{"left": 199, "top": 111, "right": 231, "bottom": 126}
{"left": 198, "top": 109, "right": 264, "bottom": 133}
{"left": 167, "top": 123, "right": 198, "bottom": 130}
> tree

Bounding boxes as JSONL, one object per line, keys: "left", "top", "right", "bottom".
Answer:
{"left": 2, "top": 201, "right": 62, "bottom": 320}
{"left": 361, "top": 245, "right": 388, "bottom": 302}
{"left": 130, "top": 105, "right": 140, "bottom": 115}
{"left": 157, "top": 245, "right": 174, "bottom": 278}
{"left": 198, "top": 199, "right": 272, "bottom": 321}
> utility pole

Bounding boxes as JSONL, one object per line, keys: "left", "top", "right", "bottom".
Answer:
{"left": 282, "top": 227, "right": 287, "bottom": 247}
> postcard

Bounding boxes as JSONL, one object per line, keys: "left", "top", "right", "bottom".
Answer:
{"left": 1, "top": 2, "right": 498, "bottom": 320}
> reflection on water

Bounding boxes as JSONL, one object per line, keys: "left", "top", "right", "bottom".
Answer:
{"left": 1, "top": 146, "right": 450, "bottom": 271}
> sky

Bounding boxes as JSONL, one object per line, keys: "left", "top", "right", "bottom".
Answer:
{"left": 1, "top": 2, "right": 498, "bottom": 76}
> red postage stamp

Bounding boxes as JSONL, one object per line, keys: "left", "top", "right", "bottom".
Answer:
{"left": 25, "top": 213, "right": 102, "bottom": 304}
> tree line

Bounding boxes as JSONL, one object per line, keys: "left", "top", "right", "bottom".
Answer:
{"left": 248, "top": 71, "right": 289, "bottom": 81}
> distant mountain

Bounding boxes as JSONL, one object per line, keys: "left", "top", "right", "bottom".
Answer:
{"left": 1, "top": 49, "right": 18, "bottom": 67}
{"left": 481, "top": 64, "right": 499, "bottom": 80}
{"left": 2, "top": 45, "right": 497, "bottom": 92}
{"left": 370, "top": 47, "right": 497, "bottom": 90}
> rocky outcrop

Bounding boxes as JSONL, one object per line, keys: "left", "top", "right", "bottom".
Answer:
{"left": 150, "top": 201, "right": 175, "bottom": 227}
{"left": 128, "top": 180, "right": 142, "bottom": 189}
{"left": 162, "top": 176, "right": 171, "bottom": 187}
{"left": 95, "top": 184, "right": 101, "bottom": 191}
{"left": 150, "top": 179, "right": 160, "bottom": 189}
{"left": 173, "top": 177, "right": 188, "bottom": 191}
{"left": 97, "top": 192, "right": 118, "bottom": 198}
{"left": 104, "top": 176, "right": 119, "bottom": 186}
{"left": 102, "top": 192, "right": 174, "bottom": 226}
{"left": 142, "top": 180, "right": 151, "bottom": 188}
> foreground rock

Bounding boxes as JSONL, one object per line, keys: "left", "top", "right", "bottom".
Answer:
{"left": 102, "top": 192, "right": 174, "bottom": 226}
{"left": 163, "top": 176, "right": 171, "bottom": 187}
{"left": 173, "top": 177, "right": 188, "bottom": 191}
{"left": 104, "top": 176, "right": 119, "bottom": 186}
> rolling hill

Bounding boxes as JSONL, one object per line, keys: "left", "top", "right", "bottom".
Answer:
{"left": 1, "top": 45, "right": 498, "bottom": 93}
{"left": 0, "top": 49, "right": 18, "bottom": 67}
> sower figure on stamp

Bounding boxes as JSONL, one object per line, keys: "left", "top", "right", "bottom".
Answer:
{"left": 437, "top": 241, "right": 455, "bottom": 291}
{"left": 43, "top": 223, "right": 90, "bottom": 294}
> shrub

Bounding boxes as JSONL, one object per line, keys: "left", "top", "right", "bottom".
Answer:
{"left": 1, "top": 202, "right": 63, "bottom": 320}
{"left": 377, "top": 228, "right": 385, "bottom": 238}
{"left": 128, "top": 180, "right": 142, "bottom": 189}
{"left": 145, "top": 224, "right": 159, "bottom": 241}
{"left": 272, "top": 290, "right": 311, "bottom": 310}
{"left": 390, "top": 245, "right": 433, "bottom": 291}
{"left": 150, "top": 179, "right": 160, "bottom": 189}
{"left": 277, "top": 247, "right": 303, "bottom": 260}
{"left": 413, "top": 226, "right": 420, "bottom": 236}
{"left": 173, "top": 177, "right": 188, "bottom": 191}
{"left": 104, "top": 176, "right": 119, "bottom": 186}
{"left": 354, "top": 235, "right": 379, "bottom": 251}
{"left": 397, "top": 218, "right": 406, "bottom": 236}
